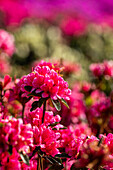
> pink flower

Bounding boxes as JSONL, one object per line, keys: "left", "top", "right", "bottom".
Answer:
{"left": 90, "top": 60, "right": 113, "bottom": 78}
{"left": 90, "top": 90, "right": 106, "bottom": 105}
{"left": 1, "top": 148, "right": 21, "bottom": 170}
{"left": 102, "top": 133, "right": 113, "bottom": 154}
{"left": 57, "top": 126, "right": 84, "bottom": 159}
{"left": 81, "top": 81, "right": 91, "bottom": 92}
{"left": 21, "top": 60, "right": 71, "bottom": 100}
{"left": 21, "top": 159, "right": 37, "bottom": 170}
{"left": 60, "top": 17, "right": 86, "bottom": 36}
{"left": 0, "top": 56, "right": 11, "bottom": 75}
{"left": 33, "top": 124, "right": 60, "bottom": 156}
{"left": 88, "top": 97, "right": 111, "bottom": 117}
{"left": 72, "top": 135, "right": 112, "bottom": 169}
{"left": 90, "top": 63, "right": 104, "bottom": 77}
{"left": 0, "top": 117, "right": 33, "bottom": 154}
{"left": 26, "top": 107, "right": 61, "bottom": 127}
{"left": 0, "top": 30, "right": 15, "bottom": 56}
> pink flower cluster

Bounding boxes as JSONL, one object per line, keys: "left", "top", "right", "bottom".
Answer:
{"left": 21, "top": 60, "right": 71, "bottom": 100}
{"left": 73, "top": 135, "right": 113, "bottom": 169}
{"left": 0, "top": 29, "right": 15, "bottom": 56}
{"left": 2, "top": 59, "right": 113, "bottom": 169}
{"left": 26, "top": 107, "right": 61, "bottom": 127}
{"left": 0, "top": 117, "right": 33, "bottom": 155}
{"left": 25, "top": 108, "right": 61, "bottom": 156}
{"left": 33, "top": 124, "right": 60, "bottom": 156}
{"left": 60, "top": 17, "right": 86, "bottom": 36}
{"left": 90, "top": 61, "right": 113, "bottom": 78}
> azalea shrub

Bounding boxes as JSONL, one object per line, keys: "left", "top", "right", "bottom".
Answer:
{"left": 1, "top": 30, "right": 113, "bottom": 170}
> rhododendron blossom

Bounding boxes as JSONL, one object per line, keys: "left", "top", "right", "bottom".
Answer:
{"left": 1, "top": 57, "right": 113, "bottom": 169}
{"left": 0, "top": 30, "right": 15, "bottom": 56}
{"left": 33, "top": 124, "right": 60, "bottom": 156}
{"left": 21, "top": 60, "right": 71, "bottom": 100}
{"left": 0, "top": 117, "right": 33, "bottom": 154}
{"left": 90, "top": 61, "right": 113, "bottom": 78}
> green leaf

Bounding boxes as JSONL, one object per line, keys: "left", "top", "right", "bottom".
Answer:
{"left": 24, "top": 86, "right": 32, "bottom": 92}
{"left": 0, "top": 123, "right": 3, "bottom": 127}
{"left": 55, "top": 153, "right": 71, "bottom": 158}
{"left": 59, "top": 127, "right": 67, "bottom": 130}
{"left": 47, "top": 157, "right": 63, "bottom": 170}
{"left": 46, "top": 156, "right": 62, "bottom": 166}
{"left": 27, "top": 91, "right": 36, "bottom": 97}
{"left": 98, "top": 137, "right": 103, "bottom": 146}
{"left": 85, "top": 97, "right": 92, "bottom": 106}
{"left": 49, "top": 122, "right": 59, "bottom": 127}
{"left": 29, "top": 146, "right": 41, "bottom": 159}
{"left": 52, "top": 128, "right": 57, "bottom": 130}
{"left": 19, "top": 152, "right": 30, "bottom": 166}
{"left": 30, "top": 98, "right": 45, "bottom": 111}
{"left": 51, "top": 99, "right": 61, "bottom": 111}
{"left": 48, "top": 166, "right": 54, "bottom": 170}
{"left": 61, "top": 98, "right": 69, "bottom": 109}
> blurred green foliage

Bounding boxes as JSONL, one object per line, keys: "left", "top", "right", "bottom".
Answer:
{"left": 9, "top": 22, "right": 113, "bottom": 84}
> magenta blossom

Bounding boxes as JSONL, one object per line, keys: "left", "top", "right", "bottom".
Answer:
{"left": 90, "top": 60, "right": 113, "bottom": 78}
{"left": 0, "top": 56, "right": 11, "bottom": 75}
{"left": 0, "top": 30, "right": 15, "bottom": 56}
{"left": 26, "top": 107, "right": 61, "bottom": 127}
{"left": 0, "top": 116, "right": 33, "bottom": 154}
{"left": 60, "top": 17, "right": 86, "bottom": 36}
{"left": 33, "top": 124, "right": 60, "bottom": 156}
{"left": 21, "top": 60, "right": 71, "bottom": 100}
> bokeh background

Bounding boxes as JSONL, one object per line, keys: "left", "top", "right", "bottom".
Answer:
{"left": 1, "top": 0, "right": 113, "bottom": 83}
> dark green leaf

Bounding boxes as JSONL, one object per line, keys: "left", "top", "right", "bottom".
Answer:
{"left": 98, "top": 137, "right": 103, "bottom": 146}
{"left": 27, "top": 91, "right": 36, "bottom": 97}
{"left": 46, "top": 156, "right": 62, "bottom": 166}
{"left": 29, "top": 146, "right": 41, "bottom": 159}
{"left": 52, "top": 128, "right": 57, "bottom": 130}
{"left": 55, "top": 153, "right": 71, "bottom": 158}
{"left": 49, "top": 122, "right": 59, "bottom": 127}
{"left": 61, "top": 98, "right": 69, "bottom": 109}
{"left": 48, "top": 166, "right": 55, "bottom": 170}
{"left": 59, "top": 127, "right": 67, "bottom": 130}
{"left": 51, "top": 99, "right": 61, "bottom": 111}
{"left": 24, "top": 86, "right": 32, "bottom": 92}
{"left": 8, "top": 145, "right": 12, "bottom": 155}
{"left": 30, "top": 98, "right": 45, "bottom": 111}
{"left": 30, "top": 101, "right": 39, "bottom": 111}
{"left": 19, "top": 152, "right": 30, "bottom": 166}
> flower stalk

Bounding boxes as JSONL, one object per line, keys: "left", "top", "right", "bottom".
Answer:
{"left": 42, "top": 100, "right": 46, "bottom": 123}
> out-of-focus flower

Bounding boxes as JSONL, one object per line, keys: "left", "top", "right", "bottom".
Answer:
{"left": 0, "top": 56, "right": 11, "bottom": 75}
{"left": 72, "top": 135, "right": 113, "bottom": 169}
{"left": 60, "top": 17, "right": 86, "bottom": 36}
{"left": 0, "top": 0, "right": 29, "bottom": 26}
{"left": 0, "top": 30, "right": 15, "bottom": 56}
{"left": 81, "top": 81, "right": 91, "bottom": 92}
{"left": 90, "top": 61, "right": 113, "bottom": 78}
